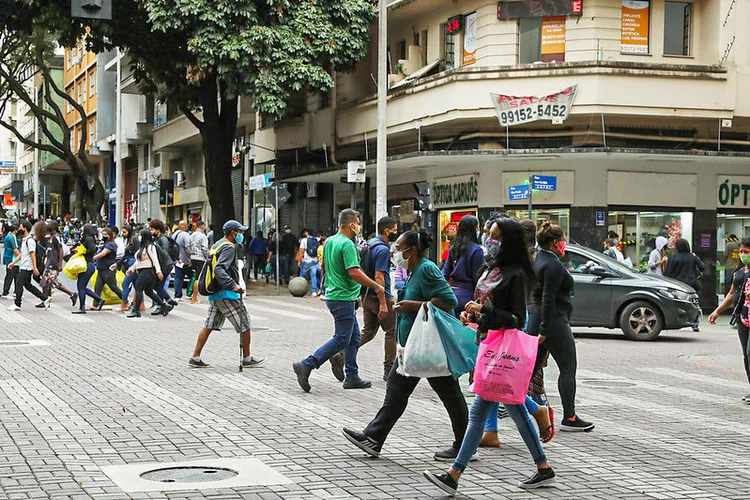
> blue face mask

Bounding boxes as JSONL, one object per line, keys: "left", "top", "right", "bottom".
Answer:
{"left": 235, "top": 233, "right": 244, "bottom": 245}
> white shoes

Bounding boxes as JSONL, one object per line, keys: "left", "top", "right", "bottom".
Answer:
{"left": 7, "top": 304, "right": 20, "bottom": 311}
{"left": 311, "top": 291, "right": 319, "bottom": 298}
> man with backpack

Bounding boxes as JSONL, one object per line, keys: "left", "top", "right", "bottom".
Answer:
{"left": 298, "top": 229, "right": 322, "bottom": 297}
{"left": 149, "top": 219, "right": 178, "bottom": 313}
{"left": 172, "top": 220, "right": 193, "bottom": 301}
{"left": 7, "top": 220, "right": 48, "bottom": 311}
{"left": 189, "top": 220, "right": 265, "bottom": 369}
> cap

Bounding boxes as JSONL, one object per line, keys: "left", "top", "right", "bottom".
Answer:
{"left": 283, "top": 224, "right": 290, "bottom": 230}
{"left": 222, "top": 220, "right": 248, "bottom": 232}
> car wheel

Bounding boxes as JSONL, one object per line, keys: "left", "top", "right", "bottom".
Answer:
{"left": 620, "top": 301, "right": 663, "bottom": 341}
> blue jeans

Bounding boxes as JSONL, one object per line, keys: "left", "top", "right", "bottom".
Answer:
{"left": 300, "top": 260, "right": 321, "bottom": 293}
{"left": 76, "top": 262, "right": 102, "bottom": 310}
{"left": 484, "top": 397, "right": 539, "bottom": 432}
{"left": 454, "top": 395, "right": 547, "bottom": 472}
{"left": 157, "top": 264, "right": 173, "bottom": 301}
{"left": 121, "top": 271, "right": 136, "bottom": 302}
{"left": 302, "top": 300, "right": 361, "bottom": 379}
{"left": 174, "top": 263, "right": 192, "bottom": 298}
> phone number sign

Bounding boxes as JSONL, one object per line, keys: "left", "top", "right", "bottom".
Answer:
{"left": 490, "top": 85, "right": 578, "bottom": 127}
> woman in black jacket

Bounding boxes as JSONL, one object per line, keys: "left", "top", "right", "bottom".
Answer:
{"left": 665, "top": 238, "right": 705, "bottom": 331}
{"left": 424, "top": 217, "right": 555, "bottom": 495}
{"left": 528, "top": 221, "right": 594, "bottom": 432}
{"left": 72, "top": 224, "right": 104, "bottom": 314}
{"left": 117, "top": 225, "right": 141, "bottom": 312}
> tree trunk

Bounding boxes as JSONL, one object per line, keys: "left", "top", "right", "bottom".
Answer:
{"left": 67, "top": 154, "right": 106, "bottom": 223}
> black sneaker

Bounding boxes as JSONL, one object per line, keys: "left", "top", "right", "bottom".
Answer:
{"left": 35, "top": 302, "right": 46, "bottom": 308}
{"left": 743, "top": 393, "right": 750, "bottom": 404}
{"left": 560, "top": 415, "right": 595, "bottom": 432}
{"left": 151, "top": 307, "right": 163, "bottom": 315}
{"left": 342, "top": 428, "right": 382, "bottom": 458}
{"left": 423, "top": 471, "right": 458, "bottom": 497}
{"left": 293, "top": 361, "right": 313, "bottom": 393}
{"left": 434, "top": 447, "right": 478, "bottom": 462}
{"left": 70, "top": 293, "right": 78, "bottom": 306}
{"left": 242, "top": 356, "right": 266, "bottom": 368}
{"left": 71, "top": 309, "right": 86, "bottom": 315}
{"left": 161, "top": 304, "right": 174, "bottom": 316}
{"left": 95, "top": 298, "right": 105, "bottom": 311}
{"left": 330, "top": 353, "right": 344, "bottom": 382}
{"left": 188, "top": 358, "right": 211, "bottom": 368}
{"left": 168, "top": 299, "right": 178, "bottom": 306}
{"left": 343, "top": 377, "right": 372, "bottom": 389}
{"left": 518, "top": 467, "right": 556, "bottom": 489}
{"left": 126, "top": 310, "right": 141, "bottom": 318}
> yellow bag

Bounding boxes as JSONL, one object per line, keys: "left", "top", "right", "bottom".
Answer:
{"left": 88, "top": 270, "right": 126, "bottom": 305}
{"left": 63, "top": 254, "right": 87, "bottom": 280}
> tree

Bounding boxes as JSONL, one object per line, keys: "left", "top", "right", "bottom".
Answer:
{"left": 0, "top": 28, "right": 107, "bottom": 220}
{"left": 92, "top": 0, "right": 376, "bottom": 235}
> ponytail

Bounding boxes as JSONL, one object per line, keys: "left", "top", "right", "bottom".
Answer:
{"left": 536, "top": 220, "right": 564, "bottom": 249}
{"left": 402, "top": 228, "right": 433, "bottom": 259}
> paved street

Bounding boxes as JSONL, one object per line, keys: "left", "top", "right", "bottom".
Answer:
{"left": 0, "top": 282, "right": 746, "bottom": 499}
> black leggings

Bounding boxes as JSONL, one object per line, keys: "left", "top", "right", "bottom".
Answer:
{"left": 530, "top": 313, "right": 578, "bottom": 419}
{"left": 95, "top": 269, "right": 123, "bottom": 301}
{"left": 738, "top": 320, "right": 750, "bottom": 387}
{"left": 134, "top": 268, "right": 164, "bottom": 311}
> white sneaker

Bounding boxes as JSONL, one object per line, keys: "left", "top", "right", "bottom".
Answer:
{"left": 0, "top": 294, "right": 8, "bottom": 299}
{"left": 319, "top": 294, "right": 326, "bottom": 301}
{"left": 311, "top": 291, "right": 319, "bottom": 297}
{"left": 7, "top": 304, "right": 20, "bottom": 311}
{"left": 44, "top": 297, "right": 52, "bottom": 309}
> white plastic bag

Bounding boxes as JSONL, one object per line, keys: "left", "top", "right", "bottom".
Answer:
{"left": 397, "top": 305, "right": 450, "bottom": 378}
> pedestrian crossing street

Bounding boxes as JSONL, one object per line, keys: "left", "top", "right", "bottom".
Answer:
{"left": 0, "top": 295, "right": 328, "bottom": 325}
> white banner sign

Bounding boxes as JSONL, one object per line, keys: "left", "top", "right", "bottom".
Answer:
{"left": 490, "top": 85, "right": 578, "bottom": 127}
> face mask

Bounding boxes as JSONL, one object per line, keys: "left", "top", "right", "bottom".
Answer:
{"left": 485, "top": 238, "right": 502, "bottom": 258}
{"left": 235, "top": 233, "right": 244, "bottom": 245}
{"left": 285, "top": 229, "right": 291, "bottom": 234}
{"left": 556, "top": 240, "right": 566, "bottom": 255}
{"left": 393, "top": 249, "right": 410, "bottom": 269}
{"left": 388, "top": 231, "right": 398, "bottom": 242}
{"left": 741, "top": 253, "right": 750, "bottom": 266}
{"left": 103, "top": 235, "right": 109, "bottom": 240}
{"left": 351, "top": 223, "right": 361, "bottom": 236}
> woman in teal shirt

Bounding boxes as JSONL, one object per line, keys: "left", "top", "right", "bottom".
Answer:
{"left": 343, "top": 228, "right": 472, "bottom": 463}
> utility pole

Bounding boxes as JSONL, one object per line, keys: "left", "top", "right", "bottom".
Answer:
{"left": 115, "top": 48, "right": 124, "bottom": 227}
{"left": 33, "top": 88, "right": 40, "bottom": 219}
{"left": 375, "top": 0, "right": 388, "bottom": 221}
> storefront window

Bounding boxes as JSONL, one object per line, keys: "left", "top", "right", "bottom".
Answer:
{"left": 608, "top": 211, "right": 693, "bottom": 271}
{"left": 438, "top": 208, "right": 477, "bottom": 266}
{"left": 505, "top": 208, "right": 570, "bottom": 241}
{"left": 716, "top": 213, "right": 750, "bottom": 294}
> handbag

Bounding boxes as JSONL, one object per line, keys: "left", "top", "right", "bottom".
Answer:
{"left": 397, "top": 304, "right": 450, "bottom": 378}
{"left": 471, "top": 328, "right": 539, "bottom": 404}
{"left": 430, "top": 303, "right": 478, "bottom": 379}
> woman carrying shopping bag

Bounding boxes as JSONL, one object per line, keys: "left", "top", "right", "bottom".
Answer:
{"left": 72, "top": 224, "right": 104, "bottom": 314}
{"left": 342, "top": 228, "right": 471, "bottom": 463}
{"left": 423, "top": 216, "right": 556, "bottom": 496}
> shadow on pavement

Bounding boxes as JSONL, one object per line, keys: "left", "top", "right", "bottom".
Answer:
{"left": 572, "top": 329, "right": 705, "bottom": 343}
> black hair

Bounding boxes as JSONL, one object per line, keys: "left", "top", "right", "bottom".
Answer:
{"left": 20, "top": 220, "right": 31, "bottom": 233}
{"left": 742, "top": 237, "right": 750, "bottom": 248}
{"left": 400, "top": 228, "right": 432, "bottom": 259}
{"left": 122, "top": 225, "right": 133, "bottom": 242}
{"left": 674, "top": 238, "right": 690, "bottom": 253}
{"left": 489, "top": 217, "right": 536, "bottom": 283}
{"left": 377, "top": 216, "right": 399, "bottom": 235}
{"left": 9, "top": 224, "right": 17, "bottom": 232}
{"left": 197, "top": 220, "right": 206, "bottom": 228}
{"left": 149, "top": 219, "right": 166, "bottom": 233}
{"left": 82, "top": 223, "right": 96, "bottom": 238}
{"left": 449, "top": 215, "right": 479, "bottom": 262}
{"left": 519, "top": 219, "right": 537, "bottom": 249}
{"left": 338, "top": 208, "right": 359, "bottom": 227}
{"left": 138, "top": 228, "right": 154, "bottom": 250}
{"left": 608, "top": 230, "right": 619, "bottom": 239}
{"left": 536, "top": 221, "right": 565, "bottom": 249}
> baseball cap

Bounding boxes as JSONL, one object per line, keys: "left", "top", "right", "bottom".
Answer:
{"left": 222, "top": 220, "right": 248, "bottom": 232}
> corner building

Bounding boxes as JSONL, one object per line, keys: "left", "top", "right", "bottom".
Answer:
{"left": 270, "top": 0, "right": 750, "bottom": 311}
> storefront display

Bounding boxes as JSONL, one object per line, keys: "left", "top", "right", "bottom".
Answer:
{"left": 438, "top": 209, "right": 477, "bottom": 266}
{"left": 608, "top": 211, "right": 693, "bottom": 271}
{"left": 716, "top": 213, "right": 750, "bottom": 294}
{"left": 505, "top": 208, "right": 570, "bottom": 240}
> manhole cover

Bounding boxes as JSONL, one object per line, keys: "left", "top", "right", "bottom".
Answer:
{"left": 580, "top": 379, "right": 636, "bottom": 388}
{"left": 0, "top": 341, "right": 31, "bottom": 346}
{"left": 140, "top": 467, "right": 239, "bottom": 484}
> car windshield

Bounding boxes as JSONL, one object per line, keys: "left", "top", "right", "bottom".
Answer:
{"left": 563, "top": 247, "right": 639, "bottom": 275}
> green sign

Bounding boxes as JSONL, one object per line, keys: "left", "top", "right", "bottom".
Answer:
{"left": 718, "top": 177, "right": 750, "bottom": 208}
{"left": 432, "top": 175, "right": 479, "bottom": 208}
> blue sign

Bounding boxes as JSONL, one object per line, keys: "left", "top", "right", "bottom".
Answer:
{"left": 509, "top": 184, "right": 530, "bottom": 201}
{"left": 249, "top": 173, "right": 273, "bottom": 190}
{"left": 0, "top": 160, "right": 15, "bottom": 167}
{"left": 596, "top": 211, "right": 605, "bottom": 227}
{"left": 532, "top": 175, "right": 557, "bottom": 191}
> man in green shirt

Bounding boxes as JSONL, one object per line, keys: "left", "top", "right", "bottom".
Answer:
{"left": 293, "top": 209, "right": 387, "bottom": 392}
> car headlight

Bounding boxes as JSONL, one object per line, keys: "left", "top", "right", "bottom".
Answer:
{"left": 657, "top": 288, "right": 692, "bottom": 301}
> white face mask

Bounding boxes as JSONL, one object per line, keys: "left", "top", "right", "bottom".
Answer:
{"left": 393, "top": 249, "right": 410, "bottom": 269}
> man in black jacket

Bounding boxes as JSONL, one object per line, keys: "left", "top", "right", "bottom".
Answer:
{"left": 279, "top": 224, "right": 297, "bottom": 284}
{"left": 189, "top": 220, "right": 265, "bottom": 369}
{"left": 149, "top": 219, "right": 177, "bottom": 312}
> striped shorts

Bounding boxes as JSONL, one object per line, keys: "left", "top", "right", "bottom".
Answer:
{"left": 204, "top": 298, "right": 251, "bottom": 333}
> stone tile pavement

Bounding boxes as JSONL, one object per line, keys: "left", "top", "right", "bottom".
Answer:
{"left": 0, "top": 288, "right": 746, "bottom": 499}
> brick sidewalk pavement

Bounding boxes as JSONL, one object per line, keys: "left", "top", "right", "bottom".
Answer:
{"left": 0, "top": 289, "right": 745, "bottom": 499}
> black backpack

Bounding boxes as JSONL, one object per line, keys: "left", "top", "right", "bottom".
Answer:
{"left": 358, "top": 237, "right": 388, "bottom": 296}
{"left": 166, "top": 234, "right": 181, "bottom": 261}
{"left": 305, "top": 236, "right": 320, "bottom": 258}
{"left": 155, "top": 235, "right": 174, "bottom": 270}
{"left": 33, "top": 237, "right": 47, "bottom": 270}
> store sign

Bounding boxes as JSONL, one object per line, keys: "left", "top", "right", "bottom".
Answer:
{"left": 509, "top": 184, "right": 530, "bottom": 201}
{"left": 463, "top": 12, "right": 477, "bottom": 65}
{"left": 718, "top": 176, "right": 750, "bottom": 208}
{"left": 0, "top": 160, "right": 15, "bottom": 167}
{"left": 432, "top": 174, "right": 479, "bottom": 209}
{"left": 497, "top": 0, "right": 583, "bottom": 19}
{"left": 621, "top": 0, "right": 650, "bottom": 54}
{"left": 447, "top": 14, "right": 463, "bottom": 34}
{"left": 541, "top": 17, "right": 567, "bottom": 56}
{"left": 490, "top": 85, "right": 577, "bottom": 127}
{"left": 249, "top": 173, "right": 273, "bottom": 190}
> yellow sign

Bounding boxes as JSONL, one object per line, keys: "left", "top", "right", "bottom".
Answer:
{"left": 621, "top": 0, "right": 650, "bottom": 54}
{"left": 541, "top": 17, "right": 566, "bottom": 55}
{"left": 463, "top": 12, "right": 477, "bottom": 65}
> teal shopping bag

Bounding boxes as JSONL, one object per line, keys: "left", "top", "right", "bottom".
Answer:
{"left": 429, "top": 303, "right": 479, "bottom": 379}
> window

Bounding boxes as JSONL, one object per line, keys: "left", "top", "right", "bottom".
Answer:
{"left": 398, "top": 40, "right": 407, "bottom": 60}
{"left": 10, "top": 141, "right": 16, "bottom": 157}
{"left": 67, "top": 89, "right": 73, "bottom": 112}
{"left": 89, "top": 118, "right": 96, "bottom": 145}
{"left": 89, "top": 70, "right": 96, "bottom": 97}
{"left": 442, "top": 25, "right": 456, "bottom": 70}
{"left": 519, "top": 18, "right": 542, "bottom": 63}
{"left": 66, "top": 49, "right": 71, "bottom": 69}
{"left": 519, "top": 17, "right": 566, "bottom": 64}
{"left": 564, "top": 251, "right": 597, "bottom": 274}
{"left": 77, "top": 82, "right": 83, "bottom": 104}
{"left": 663, "top": 2, "right": 691, "bottom": 56}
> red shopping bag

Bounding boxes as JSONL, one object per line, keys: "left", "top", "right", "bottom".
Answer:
{"left": 471, "top": 328, "right": 538, "bottom": 404}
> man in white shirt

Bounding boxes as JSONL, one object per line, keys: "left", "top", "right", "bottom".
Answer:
{"left": 8, "top": 220, "right": 48, "bottom": 310}
{"left": 603, "top": 239, "right": 625, "bottom": 263}
{"left": 298, "top": 229, "right": 322, "bottom": 297}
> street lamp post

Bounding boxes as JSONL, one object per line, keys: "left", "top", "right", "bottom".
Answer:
{"left": 375, "top": 0, "right": 388, "bottom": 221}
{"left": 114, "top": 48, "right": 124, "bottom": 227}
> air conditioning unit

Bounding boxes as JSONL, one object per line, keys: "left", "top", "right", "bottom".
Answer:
{"left": 306, "top": 182, "right": 318, "bottom": 198}
{"left": 72, "top": 55, "right": 82, "bottom": 66}
{"left": 174, "top": 170, "right": 185, "bottom": 188}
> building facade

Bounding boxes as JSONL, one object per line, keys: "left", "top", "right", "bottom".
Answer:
{"left": 267, "top": 0, "right": 750, "bottom": 311}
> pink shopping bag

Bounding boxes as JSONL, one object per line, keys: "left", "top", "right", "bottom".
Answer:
{"left": 471, "top": 328, "right": 539, "bottom": 405}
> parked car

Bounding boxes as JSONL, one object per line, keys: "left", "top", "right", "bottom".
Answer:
{"left": 562, "top": 244, "right": 701, "bottom": 340}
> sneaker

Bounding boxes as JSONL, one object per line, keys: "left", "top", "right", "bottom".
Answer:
{"left": 0, "top": 294, "right": 8, "bottom": 299}
{"left": 126, "top": 310, "right": 141, "bottom": 318}
{"left": 242, "top": 356, "right": 266, "bottom": 368}
{"left": 311, "top": 291, "right": 319, "bottom": 297}
{"left": 35, "top": 302, "right": 46, "bottom": 308}
{"left": 175, "top": 297, "right": 184, "bottom": 302}
{"left": 70, "top": 293, "right": 78, "bottom": 306}
{"left": 71, "top": 309, "right": 86, "bottom": 314}
{"left": 518, "top": 467, "right": 556, "bottom": 489}
{"left": 95, "top": 299, "right": 105, "bottom": 311}
{"left": 7, "top": 304, "right": 20, "bottom": 311}
{"left": 434, "top": 448, "right": 478, "bottom": 462}
{"left": 188, "top": 358, "right": 211, "bottom": 368}
{"left": 423, "top": 471, "right": 458, "bottom": 497}
{"left": 342, "top": 428, "right": 382, "bottom": 458}
{"left": 319, "top": 294, "right": 326, "bottom": 301}
{"left": 167, "top": 299, "right": 178, "bottom": 306}
{"left": 293, "top": 361, "right": 313, "bottom": 393}
{"left": 44, "top": 297, "right": 51, "bottom": 309}
{"left": 151, "top": 307, "right": 163, "bottom": 316}
{"left": 343, "top": 377, "right": 372, "bottom": 389}
{"left": 742, "top": 393, "right": 750, "bottom": 403}
{"left": 161, "top": 304, "right": 174, "bottom": 316}
{"left": 330, "top": 353, "right": 345, "bottom": 382}
{"left": 560, "top": 415, "right": 595, "bottom": 432}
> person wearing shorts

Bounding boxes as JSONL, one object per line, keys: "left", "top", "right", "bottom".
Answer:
{"left": 189, "top": 220, "right": 266, "bottom": 369}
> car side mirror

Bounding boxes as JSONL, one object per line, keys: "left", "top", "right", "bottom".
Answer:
{"left": 588, "top": 265, "right": 610, "bottom": 277}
